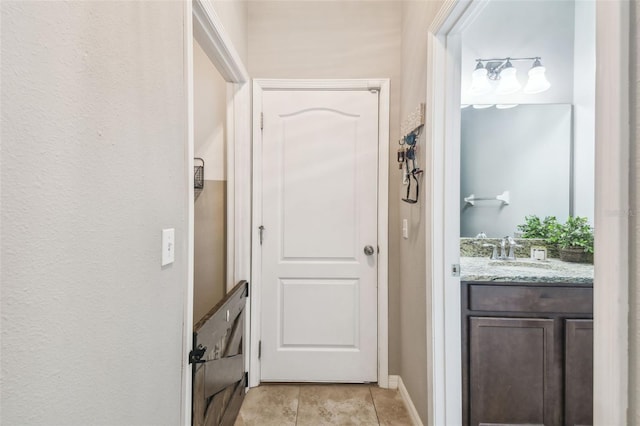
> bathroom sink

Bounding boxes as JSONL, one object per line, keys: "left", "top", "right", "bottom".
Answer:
{"left": 488, "top": 259, "right": 553, "bottom": 269}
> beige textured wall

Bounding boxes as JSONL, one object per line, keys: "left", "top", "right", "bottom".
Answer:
{"left": 630, "top": 1, "right": 639, "bottom": 424}
{"left": 194, "top": 182, "right": 227, "bottom": 322}
{"left": 399, "top": 2, "right": 443, "bottom": 423}
{"left": 247, "top": 0, "right": 403, "bottom": 373}
{"left": 1, "top": 1, "right": 187, "bottom": 423}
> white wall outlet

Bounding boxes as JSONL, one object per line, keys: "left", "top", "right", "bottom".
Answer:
{"left": 402, "top": 219, "right": 409, "bottom": 239}
{"left": 162, "top": 228, "right": 175, "bottom": 266}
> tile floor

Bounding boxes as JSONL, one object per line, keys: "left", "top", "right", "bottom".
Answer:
{"left": 235, "top": 384, "right": 413, "bottom": 426}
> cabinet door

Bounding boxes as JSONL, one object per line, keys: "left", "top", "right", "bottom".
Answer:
{"left": 565, "top": 319, "right": 593, "bottom": 426}
{"left": 469, "top": 317, "right": 560, "bottom": 426}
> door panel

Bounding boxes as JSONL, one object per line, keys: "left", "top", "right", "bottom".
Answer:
{"left": 260, "top": 89, "right": 378, "bottom": 382}
{"left": 565, "top": 319, "right": 593, "bottom": 426}
{"left": 280, "top": 109, "right": 359, "bottom": 260}
{"left": 469, "top": 316, "right": 560, "bottom": 426}
{"left": 192, "top": 281, "right": 248, "bottom": 426}
{"left": 280, "top": 279, "right": 358, "bottom": 347}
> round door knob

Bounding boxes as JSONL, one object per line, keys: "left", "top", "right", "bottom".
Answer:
{"left": 364, "top": 245, "right": 375, "bottom": 256}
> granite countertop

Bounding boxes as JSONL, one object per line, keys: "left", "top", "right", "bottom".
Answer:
{"left": 460, "top": 256, "right": 594, "bottom": 284}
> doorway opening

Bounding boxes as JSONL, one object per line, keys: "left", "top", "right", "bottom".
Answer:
{"left": 426, "top": 0, "right": 630, "bottom": 424}
{"left": 458, "top": 3, "right": 595, "bottom": 424}
{"left": 192, "top": 36, "right": 229, "bottom": 326}
{"left": 182, "top": 1, "right": 251, "bottom": 424}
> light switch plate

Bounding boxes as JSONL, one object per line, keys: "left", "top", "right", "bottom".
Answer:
{"left": 162, "top": 228, "right": 175, "bottom": 266}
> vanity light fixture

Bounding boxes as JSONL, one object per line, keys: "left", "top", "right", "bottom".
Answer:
{"left": 469, "top": 57, "right": 551, "bottom": 96}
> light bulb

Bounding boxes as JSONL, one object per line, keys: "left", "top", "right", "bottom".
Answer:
{"left": 523, "top": 59, "right": 551, "bottom": 94}
{"left": 469, "top": 62, "right": 491, "bottom": 96}
{"left": 496, "top": 61, "right": 521, "bottom": 95}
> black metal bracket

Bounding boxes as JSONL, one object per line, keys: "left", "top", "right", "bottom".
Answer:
{"left": 189, "top": 344, "right": 207, "bottom": 364}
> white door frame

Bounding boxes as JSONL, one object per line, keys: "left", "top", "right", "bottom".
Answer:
{"left": 426, "top": 1, "right": 630, "bottom": 425}
{"left": 251, "top": 78, "right": 390, "bottom": 389}
{"left": 182, "top": 1, "right": 251, "bottom": 424}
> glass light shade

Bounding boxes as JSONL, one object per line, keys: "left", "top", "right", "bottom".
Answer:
{"left": 523, "top": 65, "right": 551, "bottom": 94}
{"left": 469, "top": 68, "right": 491, "bottom": 96}
{"left": 472, "top": 104, "right": 494, "bottom": 109}
{"left": 461, "top": 104, "right": 471, "bottom": 109}
{"left": 496, "top": 66, "right": 521, "bottom": 94}
{"left": 496, "top": 104, "right": 518, "bottom": 109}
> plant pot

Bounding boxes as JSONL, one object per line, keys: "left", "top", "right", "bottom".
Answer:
{"left": 559, "top": 246, "right": 593, "bottom": 263}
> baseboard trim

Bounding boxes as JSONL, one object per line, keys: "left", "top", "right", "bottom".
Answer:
{"left": 388, "top": 374, "right": 399, "bottom": 389}
{"left": 397, "top": 376, "right": 424, "bottom": 426}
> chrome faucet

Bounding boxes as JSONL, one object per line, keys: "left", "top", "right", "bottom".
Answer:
{"left": 496, "top": 236, "right": 521, "bottom": 260}
{"left": 502, "top": 236, "right": 522, "bottom": 260}
{"left": 508, "top": 237, "right": 516, "bottom": 260}
{"left": 499, "top": 236, "right": 509, "bottom": 260}
{"left": 482, "top": 243, "right": 498, "bottom": 260}
{"left": 483, "top": 236, "right": 520, "bottom": 261}
{"left": 510, "top": 238, "right": 523, "bottom": 260}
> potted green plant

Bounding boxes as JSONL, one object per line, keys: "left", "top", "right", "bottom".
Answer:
{"left": 516, "top": 215, "right": 562, "bottom": 258}
{"left": 557, "top": 216, "right": 594, "bottom": 263}
{"left": 517, "top": 215, "right": 561, "bottom": 241}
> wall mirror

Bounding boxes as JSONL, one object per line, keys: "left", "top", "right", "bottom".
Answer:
{"left": 460, "top": 103, "right": 572, "bottom": 237}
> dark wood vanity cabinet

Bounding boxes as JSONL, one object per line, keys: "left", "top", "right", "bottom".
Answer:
{"left": 461, "top": 281, "right": 593, "bottom": 426}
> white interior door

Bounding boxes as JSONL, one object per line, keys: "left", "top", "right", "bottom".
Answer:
{"left": 259, "top": 89, "right": 379, "bottom": 382}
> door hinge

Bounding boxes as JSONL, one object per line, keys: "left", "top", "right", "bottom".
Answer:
{"left": 258, "top": 226, "right": 265, "bottom": 245}
{"left": 260, "top": 112, "right": 264, "bottom": 130}
{"left": 244, "top": 371, "right": 249, "bottom": 387}
{"left": 451, "top": 263, "right": 461, "bottom": 277}
{"left": 258, "top": 340, "right": 262, "bottom": 359}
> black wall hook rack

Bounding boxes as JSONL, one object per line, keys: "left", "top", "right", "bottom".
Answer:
{"left": 194, "top": 158, "right": 204, "bottom": 189}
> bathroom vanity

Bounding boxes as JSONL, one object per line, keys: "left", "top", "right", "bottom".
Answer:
{"left": 461, "top": 258, "right": 593, "bottom": 426}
